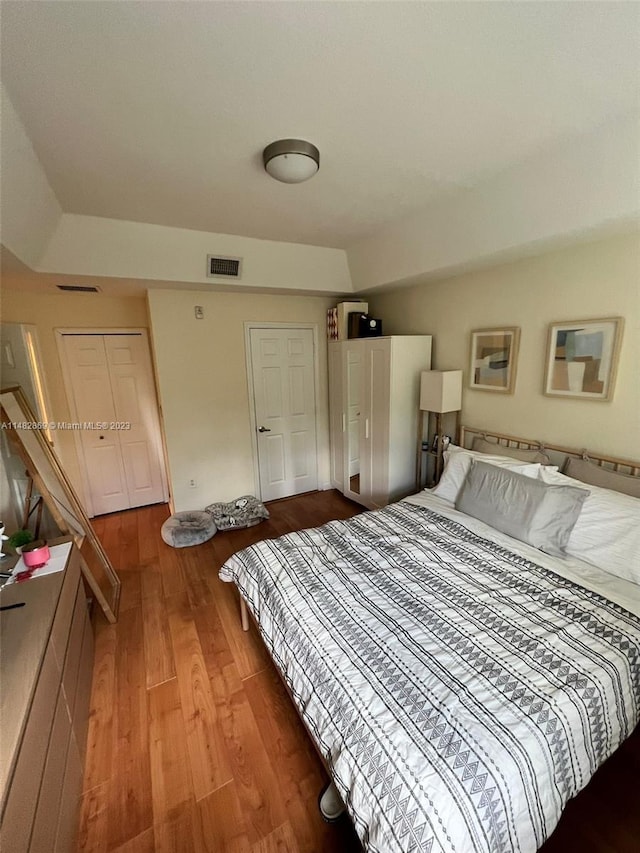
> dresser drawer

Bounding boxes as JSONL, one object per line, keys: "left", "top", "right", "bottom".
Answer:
{"left": 61, "top": 579, "right": 87, "bottom": 714}
{"left": 50, "top": 547, "right": 81, "bottom": 669}
{"left": 72, "top": 605, "right": 94, "bottom": 763}
{"left": 0, "top": 541, "right": 94, "bottom": 853}
{"left": 0, "top": 645, "right": 60, "bottom": 853}
{"left": 29, "top": 690, "right": 72, "bottom": 853}
{"left": 54, "top": 734, "right": 83, "bottom": 853}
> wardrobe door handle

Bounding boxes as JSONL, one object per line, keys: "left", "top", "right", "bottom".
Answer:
{"left": 365, "top": 418, "right": 370, "bottom": 440}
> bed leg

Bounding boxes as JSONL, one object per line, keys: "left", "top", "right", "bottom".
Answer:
{"left": 318, "top": 781, "right": 346, "bottom": 822}
{"left": 240, "top": 597, "right": 250, "bottom": 632}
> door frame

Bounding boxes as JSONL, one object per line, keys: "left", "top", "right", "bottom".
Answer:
{"left": 55, "top": 327, "right": 170, "bottom": 517}
{"left": 244, "top": 322, "right": 321, "bottom": 501}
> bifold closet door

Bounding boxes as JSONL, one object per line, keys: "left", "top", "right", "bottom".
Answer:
{"left": 103, "top": 335, "right": 166, "bottom": 510}
{"left": 61, "top": 334, "right": 167, "bottom": 516}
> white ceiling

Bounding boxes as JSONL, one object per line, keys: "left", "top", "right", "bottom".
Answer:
{"left": 2, "top": 1, "right": 639, "bottom": 250}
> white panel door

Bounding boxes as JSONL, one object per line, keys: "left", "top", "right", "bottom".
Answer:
{"left": 343, "top": 341, "right": 364, "bottom": 501}
{"left": 63, "top": 336, "right": 130, "bottom": 515}
{"left": 365, "top": 338, "right": 391, "bottom": 508}
{"left": 347, "top": 347, "right": 362, "bottom": 478}
{"left": 104, "top": 335, "right": 167, "bottom": 509}
{"left": 250, "top": 328, "right": 318, "bottom": 501}
{"left": 327, "top": 342, "right": 344, "bottom": 490}
{"left": 62, "top": 333, "right": 167, "bottom": 516}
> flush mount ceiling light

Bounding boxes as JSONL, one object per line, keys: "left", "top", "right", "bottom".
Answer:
{"left": 263, "top": 139, "right": 320, "bottom": 184}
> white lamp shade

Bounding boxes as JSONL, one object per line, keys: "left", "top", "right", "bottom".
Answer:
{"left": 420, "top": 370, "right": 463, "bottom": 413}
{"left": 263, "top": 139, "right": 320, "bottom": 184}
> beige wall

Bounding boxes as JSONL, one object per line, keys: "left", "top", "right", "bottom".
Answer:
{"left": 365, "top": 231, "right": 640, "bottom": 460}
{"left": 39, "top": 214, "right": 352, "bottom": 293}
{"left": 4, "top": 230, "right": 636, "bottom": 519}
{"left": 0, "top": 289, "right": 149, "bottom": 500}
{"left": 147, "top": 289, "right": 336, "bottom": 512}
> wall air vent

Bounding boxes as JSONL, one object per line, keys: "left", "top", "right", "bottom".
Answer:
{"left": 206, "top": 255, "right": 242, "bottom": 280}
{"left": 56, "top": 285, "right": 101, "bottom": 293}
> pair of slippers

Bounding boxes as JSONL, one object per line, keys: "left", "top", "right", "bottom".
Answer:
{"left": 205, "top": 495, "right": 269, "bottom": 530}
{"left": 161, "top": 495, "right": 269, "bottom": 548}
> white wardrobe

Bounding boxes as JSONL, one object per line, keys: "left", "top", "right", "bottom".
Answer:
{"left": 328, "top": 336, "right": 432, "bottom": 509}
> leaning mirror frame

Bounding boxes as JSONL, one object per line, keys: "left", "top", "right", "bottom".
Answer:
{"left": 0, "top": 385, "right": 120, "bottom": 622}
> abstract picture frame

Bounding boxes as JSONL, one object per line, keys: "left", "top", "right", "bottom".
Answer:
{"left": 469, "top": 327, "right": 520, "bottom": 394}
{"left": 544, "top": 317, "right": 624, "bottom": 401}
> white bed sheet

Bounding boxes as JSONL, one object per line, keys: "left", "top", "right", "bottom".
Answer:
{"left": 405, "top": 490, "right": 640, "bottom": 617}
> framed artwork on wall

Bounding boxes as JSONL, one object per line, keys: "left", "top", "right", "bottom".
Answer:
{"left": 469, "top": 327, "right": 520, "bottom": 394}
{"left": 544, "top": 317, "right": 624, "bottom": 401}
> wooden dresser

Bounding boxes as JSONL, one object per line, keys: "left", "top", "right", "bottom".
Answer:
{"left": 0, "top": 539, "right": 94, "bottom": 853}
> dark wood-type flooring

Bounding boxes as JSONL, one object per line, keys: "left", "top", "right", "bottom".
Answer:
{"left": 77, "top": 490, "right": 639, "bottom": 852}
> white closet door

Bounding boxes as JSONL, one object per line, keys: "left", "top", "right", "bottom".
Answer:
{"left": 63, "top": 336, "right": 129, "bottom": 515}
{"left": 364, "top": 338, "right": 391, "bottom": 508}
{"left": 329, "top": 335, "right": 431, "bottom": 510}
{"left": 62, "top": 333, "right": 167, "bottom": 516}
{"left": 346, "top": 345, "right": 363, "bottom": 478}
{"left": 328, "top": 342, "right": 345, "bottom": 490}
{"left": 104, "top": 335, "right": 166, "bottom": 509}
{"left": 342, "top": 340, "right": 364, "bottom": 502}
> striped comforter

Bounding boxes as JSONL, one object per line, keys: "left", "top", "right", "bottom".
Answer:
{"left": 219, "top": 502, "right": 640, "bottom": 853}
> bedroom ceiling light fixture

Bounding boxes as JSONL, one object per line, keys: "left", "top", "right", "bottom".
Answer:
{"left": 263, "top": 139, "right": 320, "bottom": 183}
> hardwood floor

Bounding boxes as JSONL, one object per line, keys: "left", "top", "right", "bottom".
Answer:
{"left": 77, "top": 491, "right": 363, "bottom": 852}
{"left": 77, "top": 490, "right": 640, "bottom": 852}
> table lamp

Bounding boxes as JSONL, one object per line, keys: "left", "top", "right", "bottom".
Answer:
{"left": 418, "top": 370, "right": 463, "bottom": 485}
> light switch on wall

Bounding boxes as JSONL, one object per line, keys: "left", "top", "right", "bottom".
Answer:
{"left": 194, "top": 306, "right": 204, "bottom": 319}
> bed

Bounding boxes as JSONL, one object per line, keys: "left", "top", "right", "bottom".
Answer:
{"left": 219, "top": 428, "right": 640, "bottom": 853}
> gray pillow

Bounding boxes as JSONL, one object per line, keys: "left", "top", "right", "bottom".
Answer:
{"left": 471, "top": 436, "right": 551, "bottom": 465}
{"left": 456, "top": 460, "right": 589, "bottom": 556}
{"left": 562, "top": 456, "right": 640, "bottom": 499}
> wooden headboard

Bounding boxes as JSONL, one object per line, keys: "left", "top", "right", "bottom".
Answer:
{"left": 459, "top": 425, "right": 640, "bottom": 477}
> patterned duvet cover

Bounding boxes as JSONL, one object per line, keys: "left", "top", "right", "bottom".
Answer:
{"left": 219, "top": 501, "right": 640, "bottom": 853}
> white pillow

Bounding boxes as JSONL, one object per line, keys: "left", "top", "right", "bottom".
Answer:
{"left": 432, "top": 445, "right": 542, "bottom": 503}
{"left": 539, "top": 467, "right": 640, "bottom": 584}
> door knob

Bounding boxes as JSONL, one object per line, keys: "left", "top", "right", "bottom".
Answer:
{"left": 257, "top": 426, "right": 271, "bottom": 433}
